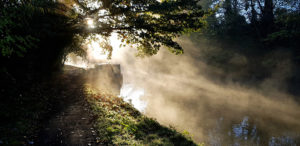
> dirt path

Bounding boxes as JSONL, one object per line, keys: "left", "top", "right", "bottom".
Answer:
{"left": 37, "top": 101, "right": 97, "bottom": 145}
{"left": 37, "top": 69, "right": 99, "bottom": 146}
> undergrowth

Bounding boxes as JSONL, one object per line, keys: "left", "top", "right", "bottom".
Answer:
{"left": 0, "top": 72, "right": 82, "bottom": 145}
{"left": 0, "top": 80, "right": 62, "bottom": 145}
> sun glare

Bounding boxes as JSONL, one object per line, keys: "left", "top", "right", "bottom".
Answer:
{"left": 65, "top": 33, "right": 123, "bottom": 68}
{"left": 64, "top": 33, "right": 147, "bottom": 112}
{"left": 120, "top": 84, "right": 147, "bottom": 112}
{"left": 86, "top": 18, "right": 95, "bottom": 28}
{"left": 87, "top": 40, "right": 109, "bottom": 61}
{"left": 64, "top": 53, "right": 91, "bottom": 69}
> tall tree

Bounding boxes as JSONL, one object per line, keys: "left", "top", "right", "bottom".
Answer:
{"left": 261, "top": 0, "right": 275, "bottom": 35}
{"left": 250, "top": 0, "right": 258, "bottom": 24}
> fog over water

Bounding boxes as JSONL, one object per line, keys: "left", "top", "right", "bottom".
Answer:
{"left": 66, "top": 35, "right": 300, "bottom": 145}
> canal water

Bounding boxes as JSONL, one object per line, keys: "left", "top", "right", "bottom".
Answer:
{"left": 113, "top": 38, "right": 300, "bottom": 145}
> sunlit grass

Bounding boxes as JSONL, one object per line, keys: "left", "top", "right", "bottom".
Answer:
{"left": 84, "top": 86, "right": 199, "bottom": 145}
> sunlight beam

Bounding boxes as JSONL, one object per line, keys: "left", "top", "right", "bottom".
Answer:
{"left": 86, "top": 18, "right": 95, "bottom": 28}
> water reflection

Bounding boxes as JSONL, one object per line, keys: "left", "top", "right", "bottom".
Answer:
{"left": 208, "top": 116, "right": 299, "bottom": 146}
{"left": 119, "top": 84, "right": 147, "bottom": 112}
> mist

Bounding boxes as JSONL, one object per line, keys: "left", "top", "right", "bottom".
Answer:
{"left": 66, "top": 35, "right": 300, "bottom": 145}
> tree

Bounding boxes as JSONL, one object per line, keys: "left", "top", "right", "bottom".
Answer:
{"left": 0, "top": 0, "right": 206, "bottom": 79}
{"left": 69, "top": 0, "right": 206, "bottom": 56}
{"left": 0, "top": 0, "right": 75, "bottom": 79}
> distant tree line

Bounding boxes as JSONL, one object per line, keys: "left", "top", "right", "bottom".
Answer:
{"left": 193, "top": 0, "right": 300, "bottom": 95}
{"left": 202, "top": 0, "right": 300, "bottom": 49}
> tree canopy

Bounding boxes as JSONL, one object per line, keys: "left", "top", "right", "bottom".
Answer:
{"left": 0, "top": 0, "right": 206, "bottom": 79}
{"left": 69, "top": 0, "right": 206, "bottom": 56}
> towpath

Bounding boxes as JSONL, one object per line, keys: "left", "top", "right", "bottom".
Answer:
{"left": 37, "top": 67, "right": 99, "bottom": 146}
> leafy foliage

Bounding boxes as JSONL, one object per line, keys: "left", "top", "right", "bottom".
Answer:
{"left": 0, "top": 0, "right": 206, "bottom": 79}
{"left": 71, "top": 0, "right": 206, "bottom": 56}
{"left": 0, "top": 2, "right": 39, "bottom": 57}
{"left": 0, "top": 0, "right": 77, "bottom": 80}
{"left": 265, "top": 9, "right": 300, "bottom": 45}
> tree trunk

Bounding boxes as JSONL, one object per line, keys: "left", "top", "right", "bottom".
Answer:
{"left": 232, "top": 0, "right": 238, "bottom": 14}
{"left": 250, "top": 0, "right": 257, "bottom": 24}
{"left": 224, "top": 0, "right": 233, "bottom": 19}
{"left": 261, "top": 0, "right": 274, "bottom": 36}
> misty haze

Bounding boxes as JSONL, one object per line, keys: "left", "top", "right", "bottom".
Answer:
{"left": 66, "top": 35, "right": 300, "bottom": 145}
{"left": 1, "top": 0, "right": 300, "bottom": 145}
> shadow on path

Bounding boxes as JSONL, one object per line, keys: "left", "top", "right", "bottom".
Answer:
{"left": 37, "top": 67, "right": 98, "bottom": 146}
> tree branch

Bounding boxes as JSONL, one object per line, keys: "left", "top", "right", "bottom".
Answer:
{"left": 256, "top": 0, "right": 263, "bottom": 12}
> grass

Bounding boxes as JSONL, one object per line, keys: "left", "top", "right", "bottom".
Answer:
{"left": 84, "top": 85, "right": 199, "bottom": 146}
{"left": 0, "top": 68, "right": 200, "bottom": 145}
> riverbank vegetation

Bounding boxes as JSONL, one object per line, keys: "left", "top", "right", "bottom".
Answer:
{"left": 85, "top": 85, "right": 198, "bottom": 145}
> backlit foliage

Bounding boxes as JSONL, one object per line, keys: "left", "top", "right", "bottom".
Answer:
{"left": 71, "top": 0, "right": 206, "bottom": 56}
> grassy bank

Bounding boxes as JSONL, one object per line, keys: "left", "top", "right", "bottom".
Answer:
{"left": 0, "top": 68, "right": 200, "bottom": 145}
{"left": 85, "top": 85, "right": 199, "bottom": 146}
